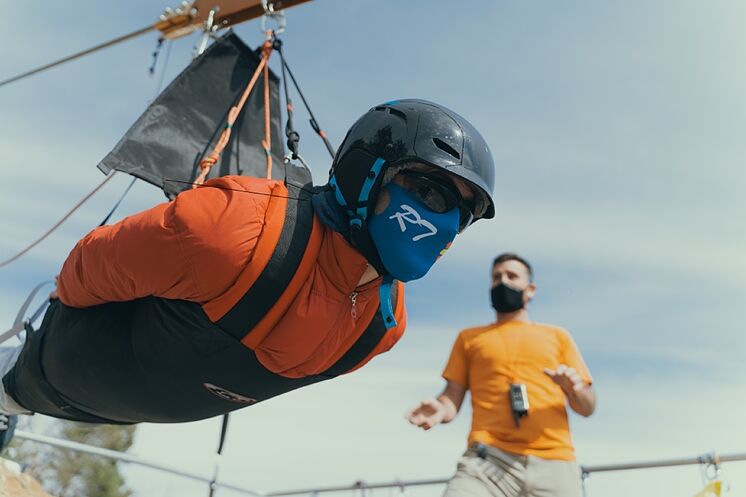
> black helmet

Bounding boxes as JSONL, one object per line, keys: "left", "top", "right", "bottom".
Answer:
{"left": 330, "top": 99, "right": 495, "bottom": 221}
{"left": 328, "top": 99, "right": 496, "bottom": 273}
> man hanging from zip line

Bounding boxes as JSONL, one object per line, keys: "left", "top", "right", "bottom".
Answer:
{"left": 0, "top": 99, "right": 496, "bottom": 448}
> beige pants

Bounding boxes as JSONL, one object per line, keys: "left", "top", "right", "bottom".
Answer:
{"left": 442, "top": 444, "right": 582, "bottom": 497}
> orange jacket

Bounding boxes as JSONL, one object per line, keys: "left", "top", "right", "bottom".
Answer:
{"left": 57, "top": 175, "right": 407, "bottom": 378}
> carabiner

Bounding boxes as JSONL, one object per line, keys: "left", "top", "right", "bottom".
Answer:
{"left": 260, "top": 0, "right": 286, "bottom": 35}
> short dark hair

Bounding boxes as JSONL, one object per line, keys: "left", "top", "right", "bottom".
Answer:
{"left": 492, "top": 253, "right": 533, "bottom": 280}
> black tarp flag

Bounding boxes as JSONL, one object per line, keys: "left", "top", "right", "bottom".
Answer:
{"left": 98, "top": 32, "right": 310, "bottom": 198}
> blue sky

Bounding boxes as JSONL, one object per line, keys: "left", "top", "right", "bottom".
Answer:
{"left": 1, "top": 1, "right": 746, "bottom": 496}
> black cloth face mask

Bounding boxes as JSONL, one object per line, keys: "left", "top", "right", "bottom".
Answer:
{"left": 491, "top": 283, "right": 525, "bottom": 313}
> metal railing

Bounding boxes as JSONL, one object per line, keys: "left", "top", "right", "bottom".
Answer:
{"left": 13, "top": 429, "right": 264, "bottom": 496}
{"left": 582, "top": 451, "right": 742, "bottom": 475}
{"left": 12, "top": 430, "right": 745, "bottom": 496}
{"left": 260, "top": 451, "right": 743, "bottom": 496}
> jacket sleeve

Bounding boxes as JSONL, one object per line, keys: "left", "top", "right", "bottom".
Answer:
{"left": 57, "top": 177, "right": 271, "bottom": 308}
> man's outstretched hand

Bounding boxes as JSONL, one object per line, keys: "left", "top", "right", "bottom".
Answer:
{"left": 543, "top": 364, "right": 585, "bottom": 395}
{"left": 544, "top": 364, "right": 596, "bottom": 417}
{"left": 406, "top": 398, "right": 448, "bottom": 430}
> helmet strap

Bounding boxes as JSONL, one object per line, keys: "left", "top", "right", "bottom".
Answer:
{"left": 379, "top": 275, "right": 397, "bottom": 329}
{"left": 328, "top": 157, "right": 388, "bottom": 275}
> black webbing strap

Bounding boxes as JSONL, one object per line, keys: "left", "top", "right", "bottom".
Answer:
{"left": 273, "top": 37, "right": 335, "bottom": 159}
{"left": 99, "top": 177, "right": 137, "bottom": 226}
{"left": 216, "top": 185, "right": 314, "bottom": 340}
{"left": 208, "top": 413, "right": 230, "bottom": 497}
{"left": 275, "top": 39, "right": 300, "bottom": 160}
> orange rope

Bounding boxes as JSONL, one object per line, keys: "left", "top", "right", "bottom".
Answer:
{"left": 194, "top": 35, "right": 274, "bottom": 187}
{"left": 262, "top": 49, "right": 272, "bottom": 179}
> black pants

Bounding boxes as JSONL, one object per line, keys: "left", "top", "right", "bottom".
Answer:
{"left": 3, "top": 298, "right": 326, "bottom": 424}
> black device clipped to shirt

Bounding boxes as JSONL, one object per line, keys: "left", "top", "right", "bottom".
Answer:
{"left": 509, "top": 383, "right": 529, "bottom": 427}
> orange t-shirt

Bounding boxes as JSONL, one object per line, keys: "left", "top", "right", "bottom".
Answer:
{"left": 442, "top": 321, "right": 592, "bottom": 461}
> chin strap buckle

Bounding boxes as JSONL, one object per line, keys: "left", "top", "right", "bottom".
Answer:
{"left": 379, "top": 276, "right": 397, "bottom": 329}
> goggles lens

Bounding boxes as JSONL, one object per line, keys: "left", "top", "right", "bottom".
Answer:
{"left": 398, "top": 170, "right": 478, "bottom": 230}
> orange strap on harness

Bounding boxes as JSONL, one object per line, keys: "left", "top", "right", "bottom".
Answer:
{"left": 194, "top": 33, "right": 275, "bottom": 187}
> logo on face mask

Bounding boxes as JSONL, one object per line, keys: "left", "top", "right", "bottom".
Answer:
{"left": 368, "top": 183, "right": 459, "bottom": 282}
{"left": 389, "top": 204, "right": 438, "bottom": 241}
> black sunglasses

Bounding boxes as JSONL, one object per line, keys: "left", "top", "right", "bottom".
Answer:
{"left": 397, "top": 170, "right": 476, "bottom": 230}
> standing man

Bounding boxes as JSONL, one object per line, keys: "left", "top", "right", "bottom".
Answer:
{"left": 407, "top": 253, "right": 595, "bottom": 497}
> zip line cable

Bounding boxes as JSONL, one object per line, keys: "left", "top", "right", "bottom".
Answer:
{"left": 0, "top": 171, "right": 118, "bottom": 269}
{"left": 149, "top": 38, "right": 166, "bottom": 76}
{"left": 0, "top": 29, "right": 182, "bottom": 269}
{"left": 1, "top": 29, "right": 324, "bottom": 271}
{"left": 154, "top": 39, "right": 174, "bottom": 97}
{"left": 0, "top": 25, "right": 155, "bottom": 89}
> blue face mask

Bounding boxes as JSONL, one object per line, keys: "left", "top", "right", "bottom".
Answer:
{"left": 368, "top": 183, "right": 460, "bottom": 281}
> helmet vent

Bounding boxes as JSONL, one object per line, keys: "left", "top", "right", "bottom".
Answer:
{"left": 373, "top": 106, "right": 406, "bottom": 120}
{"left": 432, "top": 138, "right": 461, "bottom": 160}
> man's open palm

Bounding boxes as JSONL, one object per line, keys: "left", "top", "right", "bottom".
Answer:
{"left": 406, "top": 398, "right": 446, "bottom": 430}
{"left": 544, "top": 364, "right": 585, "bottom": 394}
